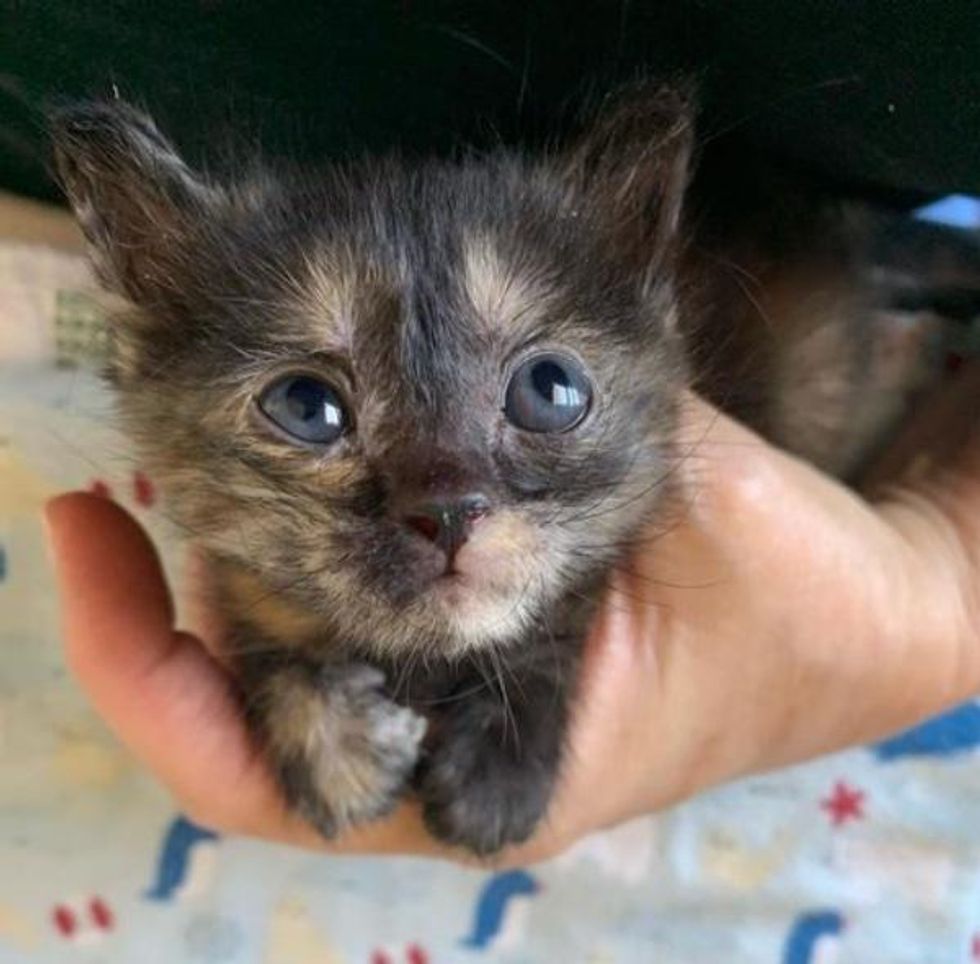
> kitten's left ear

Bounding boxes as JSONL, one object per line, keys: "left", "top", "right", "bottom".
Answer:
{"left": 50, "top": 100, "right": 221, "bottom": 301}
{"left": 560, "top": 81, "right": 695, "bottom": 288}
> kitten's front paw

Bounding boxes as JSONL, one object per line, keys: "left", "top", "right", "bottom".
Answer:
{"left": 418, "top": 708, "right": 554, "bottom": 856}
{"left": 259, "top": 664, "right": 427, "bottom": 838}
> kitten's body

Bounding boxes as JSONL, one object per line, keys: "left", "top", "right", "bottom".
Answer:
{"left": 51, "top": 85, "right": 949, "bottom": 854}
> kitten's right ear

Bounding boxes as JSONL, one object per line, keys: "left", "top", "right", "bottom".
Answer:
{"left": 50, "top": 101, "right": 220, "bottom": 301}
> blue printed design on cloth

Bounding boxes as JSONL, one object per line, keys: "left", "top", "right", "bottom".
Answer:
{"left": 145, "top": 816, "right": 219, "bottom": 902}
{"left": 783, "top": 910, "right": 845, "bottom": 964}
{"left": 461, "top": 870, "right": 539, "bottom": 950}
{"left": 874, "top": 702, "right": 980, "bottom": 761}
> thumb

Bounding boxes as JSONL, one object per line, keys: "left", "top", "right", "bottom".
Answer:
{"left": 43, "top": 492, "right": 286, "bottom": 831}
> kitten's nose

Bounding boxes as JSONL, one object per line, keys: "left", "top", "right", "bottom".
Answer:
{"left": 402, "top": 493, "right": 491, "bottom": 557}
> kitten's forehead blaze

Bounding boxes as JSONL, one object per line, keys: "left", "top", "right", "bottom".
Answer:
{"left": 285, "top": 234, "right": 559, "bottom": 369}
{"left": 462, "top": 236, "right": 554, "bottom": 334}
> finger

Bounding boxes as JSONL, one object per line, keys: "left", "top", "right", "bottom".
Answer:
{"left": 42, "top": 493, "right": 462, "bottom": 859}
{"left": 44, "top": 493, "right": 288, "bottom": 828}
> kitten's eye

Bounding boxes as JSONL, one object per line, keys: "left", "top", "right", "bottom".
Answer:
{"left": 504, "top": 353, "right": 592, "bottom": 433}
{"left": 257, "top": 375, "right": 347, "bottom": 445}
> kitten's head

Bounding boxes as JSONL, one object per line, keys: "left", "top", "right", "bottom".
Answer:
{"left": 51, "top": 85, "right": 692, "bottom": 657}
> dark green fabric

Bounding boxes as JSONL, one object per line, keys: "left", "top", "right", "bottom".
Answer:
{"left": 1, "top": 1, "right": 978, "bottom": 204}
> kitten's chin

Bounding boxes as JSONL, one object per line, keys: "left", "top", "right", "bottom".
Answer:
{"left": 418, "top": 514, "right": 543, "bottom": 650}
{"left": 427, "top": 575, "right": 534, "bottom": 652}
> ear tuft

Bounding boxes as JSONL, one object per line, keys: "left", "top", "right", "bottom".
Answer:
{"left": 50, "top": 100, "right": 217, "bottom": 300}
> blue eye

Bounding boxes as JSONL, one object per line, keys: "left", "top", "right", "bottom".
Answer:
{"left": 504, "top": 353, "right": 592, "bottom": 433}
{"left": 258, "top": 374, "right": 347, "bottom": 445}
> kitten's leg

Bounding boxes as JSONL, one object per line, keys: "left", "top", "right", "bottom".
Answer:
{"left": 417, "top": 649, "right": 575, "bottom": 856}
{"left": 239, "top": 654, "right": 427, "bottom": 838}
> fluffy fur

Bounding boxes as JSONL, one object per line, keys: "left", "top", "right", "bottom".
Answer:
{"left": 50, "top": 84, "right": 940, "bottom": 854}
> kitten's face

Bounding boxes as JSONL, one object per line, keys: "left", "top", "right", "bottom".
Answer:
{"left": 52, "top": 93, "right": 690, "bottom": 656}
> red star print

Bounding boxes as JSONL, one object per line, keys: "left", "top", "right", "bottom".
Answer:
{"left": 821, "top": 781, "right": 866, "bottom": 826}
{"left": 133, "top": 471, "right": 156, "bottom": 508}
{"left": 406, "top": 946, "right": 429, "bottom": 964}
{"left": 970, "top": 933, "right": 980, "bottom": 959}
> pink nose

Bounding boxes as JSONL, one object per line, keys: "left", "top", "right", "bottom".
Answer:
{"left": 402, "top": 493, "right": 491, "bottom": 555}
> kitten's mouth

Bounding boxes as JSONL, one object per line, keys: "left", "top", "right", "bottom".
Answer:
{"left": 420, "top": 542, "right": 526, "bottom": 610}
{"left": 430, "top": 570, "right": 470, "bottom": 592}
{"left": 428, "top": 566, "right": 481, "bottom": 596}
{"left": 440, "top": 555, "right": 473, "bottom": 580}
{"left": 407, "top": 545, "right": 502, "bottom": 601}
{"left": 414, "top": 557, "right": 536, "bottom": 649}
{"left": 383, "top": 510, "right": 541, "bottom": 640}
{"left": 425, "top": 565, "right": 521, "bottom": 632}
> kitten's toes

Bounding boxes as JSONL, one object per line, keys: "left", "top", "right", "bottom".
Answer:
{"left": 418, "top": 723, "right": 552, "bottom": 856}
{"left": 259, "top": 663, "right": 427, "bottom": 838}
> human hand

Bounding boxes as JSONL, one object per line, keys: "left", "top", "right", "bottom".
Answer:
{"left": 44, "top": 364, "right": 980, "bottom": 865}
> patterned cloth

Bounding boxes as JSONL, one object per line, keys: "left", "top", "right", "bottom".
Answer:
{"left": 2, "top": 235, "right": 980, "bottom": 964}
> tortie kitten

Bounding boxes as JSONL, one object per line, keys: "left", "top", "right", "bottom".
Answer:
{"left": 50, "top": 83, "right": 946, "bottom": 854}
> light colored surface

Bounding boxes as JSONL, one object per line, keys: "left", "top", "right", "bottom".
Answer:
{"left": 0, "top": 193, "right": 83, "bottom": 251}
{"left": 2, "top": 229, "right": 980, "bottom": 963}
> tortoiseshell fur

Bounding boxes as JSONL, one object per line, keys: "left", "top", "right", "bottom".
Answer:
{"left": 51, "top": 84, "right": 935, "bottom": 854}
